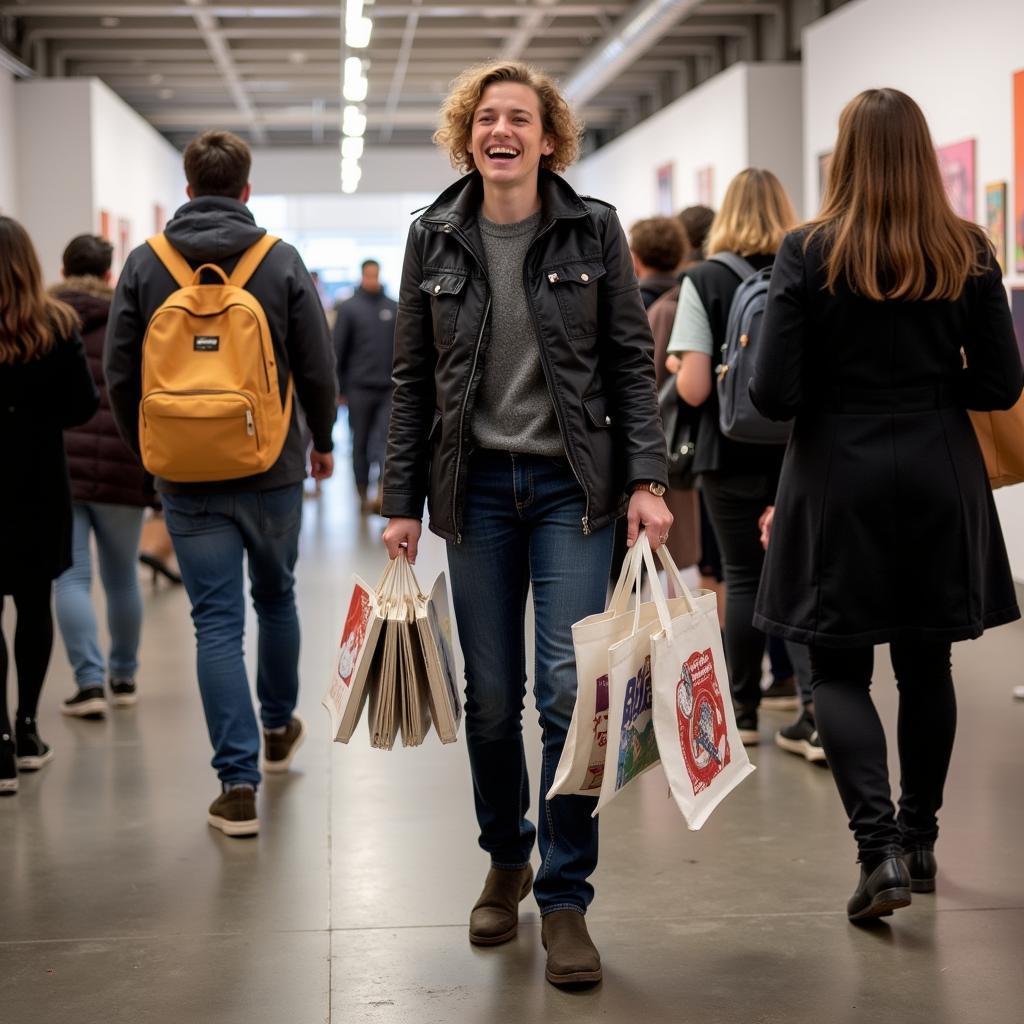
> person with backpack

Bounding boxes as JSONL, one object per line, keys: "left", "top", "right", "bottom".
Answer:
{"left": 750, "top": 89, "right": 1022, "bottom": 921}
{"left": 380, "top": 61, "right": 670, "bottom": 987}
{"left": 0, "top": 217, "right": 99, "bottom": 794}
{"left": 666, "top": 168, "right": 797, "bottom": 746}
{"left": 106, "top": 130, "right": 337, "bottom": 837}
{"left": 51, "top": 234, "right": 159, "bottom": 719}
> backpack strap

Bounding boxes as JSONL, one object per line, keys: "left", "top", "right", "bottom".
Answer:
{"left": 147, "top": 234, "right": 194, "bottom": 289}
{"left": 709, "top": 252, "right": 758, "bottom": 282}
{"left": 229, "top": 234, "right": 279, "bottom": 288}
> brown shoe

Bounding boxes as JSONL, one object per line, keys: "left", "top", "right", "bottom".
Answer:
{"left": 208, "top": 786, "right": 259, "bottom": 837}
{"left": 541, "top": 910, "right": 602, "bottom": 987}
{"left": 468, "top": 865, "right": 534, "bottom": 946}
{"left": 262, "top": 715, "right": 306, "bottom": 773}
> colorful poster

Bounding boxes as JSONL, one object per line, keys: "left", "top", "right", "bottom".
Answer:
{"left": 986, "top": 182, "right": 1008, "bottom": 273}
{"left": 936, "top": 138, "right": 976, "bottom": 221}
{"left": 656, "top": 162, "right": 674, "bottom": 216}
{"left": 615, "top": 655, "right": 658, "bottom": 790}
{"left": 99, "top": 209, "right": 111, "bottom": 240}
{"left": 582, "top": 674, "right": 610, "bottom": 792}
{"left": 675, "top": 649, "right": 731, "bottom": 797}
{"left": 696, "top": 165, "right": 714, "bottom": 206}
{"left": 817, "top": 151, "right": 833, "bottom": 207}
{"left": 1015, "top": 70, "right": 1024, "bottom": 272}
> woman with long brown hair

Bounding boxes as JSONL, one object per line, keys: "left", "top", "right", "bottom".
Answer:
{"left": 0, "top": 216, "right": 98, "bottom": 794}
{"left": 666, "top": 168, "right": 798, "bottom": 747}
{"left": 750, "top": 89, "right": 1022, "bottom": 922}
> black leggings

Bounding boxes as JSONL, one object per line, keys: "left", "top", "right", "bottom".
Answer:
{"left": 0, "top": 580, "right": 55, "bottom": 736}
{"left": 810, "top": 640, "right": 956, "bottom": 862}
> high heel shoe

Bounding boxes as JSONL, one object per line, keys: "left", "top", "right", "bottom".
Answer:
{"left": 139, "top": 552, "right": 183, "bottom": 585}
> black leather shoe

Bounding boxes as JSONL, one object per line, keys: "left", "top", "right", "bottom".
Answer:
{"left": 847, "top": 856, "right": 912, "bottom": 922}
{"left": 902, "top": 848, "right": 937, "bottom": 893}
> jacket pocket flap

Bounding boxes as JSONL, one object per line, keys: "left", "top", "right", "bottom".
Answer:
{"left": 583, "top": 393, "right": 612, "bottom": 428}
{"left": 419, "top": 273, "right": 468, "bottom": 297}
{"left": 543, "top": 262, "right": 607, "bottom": 287}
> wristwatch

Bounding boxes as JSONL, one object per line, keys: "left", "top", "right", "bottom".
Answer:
{"left": 633, "top": 481, "right": 667, "bottom": 497}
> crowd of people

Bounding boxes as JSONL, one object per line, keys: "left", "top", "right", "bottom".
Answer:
{"left": 1, "top": 60, "right": 1021, "bottom": 989}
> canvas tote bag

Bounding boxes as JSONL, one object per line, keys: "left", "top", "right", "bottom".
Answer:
{"left": 647, "top": 538, "right": 755, "bottom": 830}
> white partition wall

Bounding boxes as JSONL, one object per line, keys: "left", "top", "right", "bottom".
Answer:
{"left": 804, "top": 0, "right": 1024, "bottom": 580}
{"left": 573, "top": 63, "right": 803, "bottom": 230}
{"left": 14, "top": 78, "right": 182, "bottom": 279}
{"left": 0, "top": 69, "right": 16, "bottom": 215}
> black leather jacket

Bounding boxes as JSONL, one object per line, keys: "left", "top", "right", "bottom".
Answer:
{"left": 381, "top": 169, "right": 667, "bottom": 542}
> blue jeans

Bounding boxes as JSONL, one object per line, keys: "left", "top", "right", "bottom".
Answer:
{"left": 446, "top": 451, "right": 614, "bottom": 916}
{"left": 54, "top": 503, "right": 145, "bottom": 687}
{"left": 162, "top": 486, "right": 303, "bottom": 787}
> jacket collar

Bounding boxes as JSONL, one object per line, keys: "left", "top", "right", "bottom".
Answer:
{"left": 418, "top": 169, "right": 590, "bottom": 233}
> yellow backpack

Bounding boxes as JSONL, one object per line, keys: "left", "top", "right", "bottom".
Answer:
{"left": 140, "top": 234, "right": 293, "bottom": 482}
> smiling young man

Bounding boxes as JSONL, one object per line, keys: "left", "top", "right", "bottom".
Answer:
{"left": 381, "top": 63, "right": 670, "bottom": 987}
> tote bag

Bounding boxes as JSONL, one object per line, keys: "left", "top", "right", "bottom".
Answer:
{"left": 646, "top": 538, "right": 755, "bottom": 830}
{"left": 969, "top": 393, "right": 1024, "bottom": 489}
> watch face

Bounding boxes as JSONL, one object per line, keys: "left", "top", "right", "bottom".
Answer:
{"left": 650, "top": 482, "right": 667, "bottom": 497}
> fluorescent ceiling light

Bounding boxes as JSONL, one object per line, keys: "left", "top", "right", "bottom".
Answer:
{"left": 347, "top": 17, "right": 373, "bottom": 49}
{"left": 342, "top": 104, "right": 367, "bottom": 137}
{"left": 341, "top": 137, "right": 364, "bottom": 159}
{"left": 343, "top": 56, "right": 368, "bottom": 102}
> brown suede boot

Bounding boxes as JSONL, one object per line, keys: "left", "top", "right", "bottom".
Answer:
{"left": 541, "top": 910, "right": 602, "bottom": 986}
{"left": 468, "top": 865, "right": 534, "bottom": 946}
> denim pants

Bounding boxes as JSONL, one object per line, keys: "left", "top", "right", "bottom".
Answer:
{"left": 162, "top": 485, "right": 303, "bottom": 786}
{"left": 54, "top": 502, "right": 145, "bottom": 688}
{"left": 446, "top": 451, "right": 614, "bottom": 916}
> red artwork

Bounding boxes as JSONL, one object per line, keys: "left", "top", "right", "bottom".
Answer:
{"left": 696, "top": 165, "right": 714, "bottom": 207}
{"left": 936, "top": 138, "right": 976, "bottom": 222}
{"left": 675, "top": 648, "right": 730, "bottom": 796}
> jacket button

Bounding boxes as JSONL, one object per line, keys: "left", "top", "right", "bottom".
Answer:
{"left": 581, "top": 273, "right": 590, "bottom": 282}
{"left": 434, "top": 284, "right": 441, "bottom": 294}
{"left": 547, "top": 272, "right": 559, "bottom": 284}
{"left": 604, "top": 415, "right": 611, "bottom": 425}
{"left": 443, "top": 224, "right": 452, "bottom": 233}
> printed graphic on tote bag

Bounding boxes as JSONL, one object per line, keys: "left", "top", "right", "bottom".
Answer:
{"left": 616, "top": 656, "right": 659, "bottom": 790}
{"left": 333, "top": 583, "right": 374, "bottom": 696}
{"left": 582, "top": 674, "right": 610, "bottom": 792}
{"left": 676, "top": 649, "right": 731, "bottom": 795}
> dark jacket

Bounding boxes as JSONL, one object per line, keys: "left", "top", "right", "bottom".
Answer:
{"left": 380, "top": 170, "right": 667, "bottom": 542}
{"left": 52, "top": 277, "right": 155, "bottom": 508}
{"left": 105, "top": 196, "right": 337, "bottom": 495}
{"left": 750, "top": 229, "right": 1023, "bottom": 648}
{"left": 1, "top": 327, "right": 99, "bottom": 589}
{"left": 637, "top": 272, "right": 678, "bottom": 310}
{"left": 333, "top": 286, "right": 397, "bottom": 393}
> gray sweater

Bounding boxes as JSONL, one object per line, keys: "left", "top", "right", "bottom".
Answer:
{"left": 471, "top": 211, "right": 563, "bottom": 457}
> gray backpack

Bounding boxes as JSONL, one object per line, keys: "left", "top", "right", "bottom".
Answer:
{"left": 710, "top": 253, "right": 792, "bottom": 445}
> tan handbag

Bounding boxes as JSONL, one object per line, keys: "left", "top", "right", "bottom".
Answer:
{"left": 970, "top": 394, "right": 1024, "bottom": 489}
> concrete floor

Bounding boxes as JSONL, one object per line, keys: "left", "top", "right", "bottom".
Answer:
{"left": 2, "top": 444, "right": 1023, "bottom": 1024}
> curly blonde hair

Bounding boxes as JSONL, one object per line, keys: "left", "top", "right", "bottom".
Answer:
{"left": 434, "top": 62, "right": 583, "bottom": 174}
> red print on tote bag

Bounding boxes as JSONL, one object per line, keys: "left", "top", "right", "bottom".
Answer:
{"left": 676, "top": 649, "right": 731, "bottom": 795}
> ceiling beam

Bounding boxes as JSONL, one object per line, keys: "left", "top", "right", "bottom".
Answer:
{"left": 2, "top": 3, "right": 630, "bottom": 18}
{"left": 380, "top": 10, "right": 420, "bottom": 141}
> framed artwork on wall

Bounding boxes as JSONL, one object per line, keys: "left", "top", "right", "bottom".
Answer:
{"left": 986, "top": 183, "right": 1007, "bottom": 273}
{"left": 1014, "top": 69, "right": 1024, "bottom": 273}
{"left": 696, "top": 166, "right": 714, "bottom": 207}
{"left": 656, "top": 162, "right": 674, "bottom": 216}
{"left": 817, "top": 151, "right": 833, "bottom": 208}
{"left": 936, "top": 139, "right": 976, "bottom": 222}
{"left": 117, "top": 218, "right": 131, "bottom": 273}
{"left": 1012, "top": 289, "right": 1024, "bottom": 363}
{"left": 153, "top": 204, "right": 167, "bottom": 234}
{"left": 99, "top": 210, "right": 111, "bottom": 240}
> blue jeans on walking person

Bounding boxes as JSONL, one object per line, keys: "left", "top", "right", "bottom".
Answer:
{"left": 55, "top": 502, "right": 145, "bottom": 688}
{"left": 162, "top": 485, "right": 303, "bottom": 787}
{"left": 446, "top": 451, "right": 614, "bottom": 917}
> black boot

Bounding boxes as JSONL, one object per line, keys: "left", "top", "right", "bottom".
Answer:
{"left": 0, "top": 730, "right": 17, "bottom": 795}
{"left": 847, "top": 855, "right": 911, "bottom": 922}
{"left": 902, "top": 847, "right": 937, "bottom": 893}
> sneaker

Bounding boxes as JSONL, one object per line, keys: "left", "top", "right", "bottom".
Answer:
{"left": 0, "top": 732, "right": 17, "bottom": 795}
{"left": 262, "top": 715, "right": 306, "bottom": 773}
{"left": 62, "top": 687, "right": 107, "bottom": 719}
{"left": 207, "top": 785, "right": 259, "bottom": 837}
{"left": 735, "top": 708, "right": 759, "bottom": 746}
{"left": 15, "top": 718, "right": 54, "bottom": 771}
{"left": 760, "top": 675, "right": 799, "bottom": 711}
{"left": 775, "top": 710, "right": 827, "bottom": 764}
{"left": 109, "top": 679, "right": 138, "bottom": 708}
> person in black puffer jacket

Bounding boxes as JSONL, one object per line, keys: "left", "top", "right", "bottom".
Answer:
{"left": 51, "top": 235, "right": 157, "bottom": 720}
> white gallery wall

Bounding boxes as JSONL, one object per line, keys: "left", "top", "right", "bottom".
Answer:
{"left": 573, "top": 63, "right": 803, "bottom": 230}
{"left": 14, "top": 78, "right": 183, "bottom": 280}
{"left": 804, "top": 0, "right": 1024, "bottom": 579}
{"left": 0, "top": 69, "right": 16, "bottom": 215}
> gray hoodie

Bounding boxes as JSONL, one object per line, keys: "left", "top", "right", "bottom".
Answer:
{"left": 105, "top": 196, "right": 337, "bottom": 495}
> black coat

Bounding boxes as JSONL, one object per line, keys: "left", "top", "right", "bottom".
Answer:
{"left": 0, "top": 328, "right": 99, "bottom": 590}
{"left": 750, "top": 230, "right": 1023, "bottom": 648}
{"left": 333, "top": 286, "right": 397, "bottom": 393}
{"left": 54, "top": 279, "right": 155, "bottom": 508}
{"left": 381, "top": 170, "right": 667, "bottom": 542}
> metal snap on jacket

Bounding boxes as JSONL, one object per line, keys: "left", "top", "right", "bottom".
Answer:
{"left": 434, "top": 284, "right": 441, "bottom": 294}
{"left": 548, "top": 272, "right": 559, "bottom": 284}
{"left": 604, "top": 415, "right": 611, "bottom": 425}
{"left": 581, "top": 273, "right": 590, "bottom": 282}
